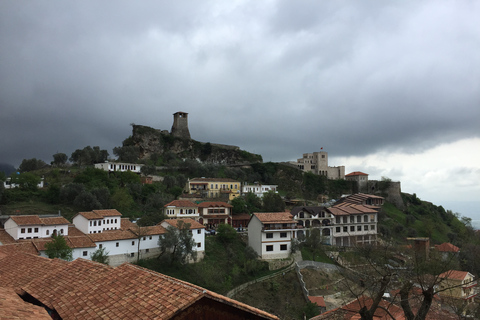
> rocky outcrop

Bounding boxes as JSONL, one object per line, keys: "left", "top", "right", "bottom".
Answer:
{"left": 127, "top": 125, "right": 262, "bottom": 165}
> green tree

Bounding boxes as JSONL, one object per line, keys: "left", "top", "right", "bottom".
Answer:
{"left": 231, "top": 197, "right": 248, "bottom": 214}
{"left": 158, "top": 220, "right": 196, "bottom": 265}
{"left": 70, "top": 146, "right": 108, "bottom": 166}
{"left": 216, "top": 224, "right": 237, "bottom": 244}
{"left": 52, "top": 153, "right": 68, "bottom": 166}
{"left": 262, "top": 191, "right": 285, "bottom": 212}
{"left": 74, "top": 191, "right": 102, "bottom": 211}
{"left": 18, "top": 158, "right": 47, "bottom": 172}
{"left": 113, "top": 145, "right": 139, "bottom": 163}
{"left": 11, "top": 172, "right": 41, "bottom": 191}
{"left": 245, "top": 192, "right": 262, "bottom": 213}
{"left": 45, "top": 235, "right": 73, "bottom": 261}
{"left": 90, "top": 247, "right": 110, "bottom": 265}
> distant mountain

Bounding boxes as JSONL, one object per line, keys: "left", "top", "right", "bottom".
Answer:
{"left": 0, "top": 163, "right": 16, "bottom": 176}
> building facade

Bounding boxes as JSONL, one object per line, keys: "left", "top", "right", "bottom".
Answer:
{"left": 185, "top": 178, "right": 241, "bottom": 200}
{"left": 164, "top": 200, "right": 200, "bottom": 220}
{"left": 248, "top": 212, "right": 299, "bottom": 260}
{"left": 94, "top": 162, "right": 143, "bottom": 174}
{"left": 290, "top": 151, "right": 345, "bottom": 179}
{"left": 4, "top": 216, "right": 70, "bottom": 240}
{"left": 242, "top": 183, "right": 278, "bottom": 198}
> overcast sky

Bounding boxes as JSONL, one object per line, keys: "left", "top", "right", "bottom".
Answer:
{"left": 1, "top": 1, "right": 479, "bottom": 218}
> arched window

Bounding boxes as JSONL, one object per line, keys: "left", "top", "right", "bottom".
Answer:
{"left": 46, "top": 230, "right": 50, "bottom": 236}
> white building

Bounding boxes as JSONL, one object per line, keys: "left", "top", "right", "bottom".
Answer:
{"left": 72, "top": 209, "right": 122, "bottom": 234}
{"left": 242, "top": 183, "right": 278, "bottom": 198}
{"left": 94, "top": 162, "right": 143, "bottom": 174}
{"left": 3, "top": 176, "right": 44, "bottom": 189}
{"left": 197, "top": 201, "right": 232, "bottom": 227}
{"left": 4, "top": 216, "right": 70, "bottom": 240}
{"left": 164, "top": 200, "right": 200, "bottom": 220}
{"left": 247, "top": 212, "right": 298, "bottom": 260}
{"left": 291, "top": 193, "right": 383, "bottom": 247}
{"left": 160, "top": 218, "right": 205, "bottom": 260}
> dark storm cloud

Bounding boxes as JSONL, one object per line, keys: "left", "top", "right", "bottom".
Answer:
{"left": 0, "top": 0, "right": 479, "bottom": 168}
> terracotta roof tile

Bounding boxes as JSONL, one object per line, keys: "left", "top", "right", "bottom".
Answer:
{"left": 9, "top": 215, "right": 43, "bottom": 225}
{"left": 164, "top": 200, "right": 199, "bottom": 207}
{"left": 87, "top": 229, "right": 137, "bottom": 242}
{"left": 253, "top": 212, "right": 295, "bottom": 224}
{"left": 198, "top": 201, "right": 233, "bottom": 208}
{"left": 435, "top": 242, "right": 460, "bottom": 253}
{"left": 0, "top": 287, "right": 52, "bottom": 320}
{"left": 161, "top": 218, "right": 205, "bottom": 230}
{"left": 39, "top": 216, "right": 70, "bottom": 225}
{"left": 76, "top": 209, "right": 122, "bottom": 220}
{"left": 0, "top": 228, "right": 17, "bottom": 244}
{"left": 345, "top": 171, "right": 368, "bottom": 176}
{"left": 0, "top": 242, "right": 39, "bottom": 255}
{"left": 439, "top": 270, "right": 470, "bottom": 281}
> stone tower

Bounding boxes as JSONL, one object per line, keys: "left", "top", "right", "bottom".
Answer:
{"left": 170, "top": 111, "right": 191, "bottom": 139}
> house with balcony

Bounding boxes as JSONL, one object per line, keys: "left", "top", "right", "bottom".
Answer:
{"left": 291, "top": 193, "right": 382, "bottom": 247}
{"left": 4, "top": 215, "right": 70, "bottom": 240}
{"left": 248, "top": 212, "right": 299, "bottom": 260}
{"left": 185, "top": 178, "right": 241, "bottom": 200}
{"left": 438, "top": 270, "right": 478, "bottom": 304}
{"left": 197, "top": 201, "right": 232, "bottom": 227}
{"left": 291, "top": 206, "right": 333, "bottom": 244}
{"left": 242, "top": 183, "right": 278, "bottom": 198}
{"left": 164, "top": 200, "right": 200, "bottom": 220}
{"left": 72, "top": 209, "right": 122, "bottom": 234}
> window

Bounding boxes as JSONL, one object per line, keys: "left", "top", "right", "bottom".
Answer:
{"left": 34, "top": 227, "right": 39, "bottom": 233}
{"left": 99, "top": 220, "right": 102, "bottom": 226}
{"left": 371, "top": 225, "right": 375, "bottom": 230}
{"left": 280, "top": 244, "right": 288, "bottom": 251}
{"left": 107, "top": 220, "right": 109, "bottom": 224}
{"left": 83, "top": 251, "right": 88, "bottom": 256}
{"left": 130, "top": 253, "right": 134, "bottom": 257}
{"left": 149, "top": 236, "right": 152, "bottom": 240}
{"left": 266, "top": 245, "right": 273, "bottom": 252}
{"left": 350, "top": 216, "right": 354, "bottom": 223}
{"left": 90, "top": 221, "right": 92, "bottom": 226}
{"left": 280, "top": 232, "right": 287, "bottom": 238}
{"left": 364, "top": 215, "right": 368, "bottom": 222}
{"left": 350, "top": 226, "right": 355, "bottom": 232}
{"left": 143, "top": 237, "right": 146, "bottom": 241}
{"left": 132, "top": 241, "right": 135, "bottom": 246}
{"left": 266, "top": 233, "right": 273, "bottom": 239}
{"left": 336, "top": 227, "right": 340, "bottom": 233}
{"left": 357, "top": 216, "right": 361, "bottom": 223}
{"left": 116, "top": 242, "right": 119, "bottom": 247}
{"left": 46, "top": 230, "right": 50, "bottom": 235}
{"left": 94, "top": 221, "right": 97, "bottom": 226}
{"left": 197, "top": 243, "right": 201, "bottom": 248}
{"left": 364, "top": 225, "right": 368, "bottom": 231}
{"left": 28, "top": 228, "right": 32, "bottom": 233}
{"left": 357, "top": 226, "right": 362, "bottom": 231}
{"left": 21, "top": 228, "right": 25, "bottom": 234}
{"left": 145, "top": 249, "right": 150, "bottom": 253}
{"left": 197, "top": 229, "right": 201, "bottom": 234}
{"left": 343, "top": 226, "right": 348, "bottom": 232}
{"left": 60, "top": 229, "right": 64, "bottom": 234}
{"left": 115, "top": 219, "right": 118, "bottom": 223}
{"left": 99, "top": 244, "right": 103, "bottom": 249}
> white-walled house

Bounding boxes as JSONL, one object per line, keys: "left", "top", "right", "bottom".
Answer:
{"left": 3, "top": 176, "right": 44, "bottom": 189}
{"left": 4, "top": 216, "right": 70, "bottom": 240}
{"left": 160, "top": 218, "right": 205, "bottom": 260}
{"left": 164, "top": 200, "right": 200, "bottom": 220}
{"left": 242, "top": 183, "right": 278, "bottom": 198}
{"left": 72, "top": 209, "right": 122, "bottom": 234}
{"left": 248, "top": 212, "right": 298, "bottom": 260}
{"left": 94, "top": 162, "right": 143, "bottom": 173}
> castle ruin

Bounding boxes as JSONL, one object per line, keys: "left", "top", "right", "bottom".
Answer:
{"left": 170, "top": 111, "right": 191, "bottom": 139}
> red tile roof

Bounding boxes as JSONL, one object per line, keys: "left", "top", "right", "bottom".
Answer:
{"left": 439, "top": 270, "right": 470, "bottom": 281}
{"left": 435, "top": 242, "right": 460, "bottom": 253}
{"left": 253, "top": 212, "right": 295, "bottom": 224}
{"left": 0, "top": 228, "right": 17, "bottom": 244}
{"left": 345, "top": 171, "right": 368, "bottom": 176}
{"left": 87, "top": 229, "right": 138, "bottom": 242}
{"left": 164, "top": 200, "right": 199, "bottom": 207}
{"left": 8, "top": 215, "right": 70, "bottom": 226}
{"left": 9, "top": 215, "right": 43, "bottom": 225}
{"left": 0, "top": 287, "right": 52, "bottom": 320}
{"left": 75, "top": 209, "right": 122, "bottom": 220}
{"left": 161, "top": 218, "right": 205, "bottom": 230}
{"left": 0, "top": 251, "right": 279, "bottom": 319}
{"left": 308, "top": 296, "right": 326, "bottom": 307}
{"left": 198, "top": 201, "right": 233, "bottom": 208}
